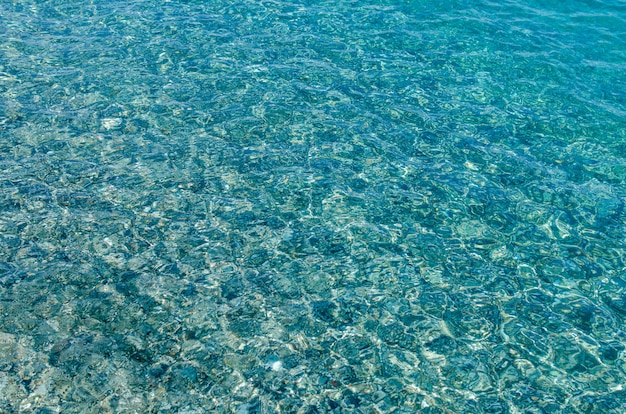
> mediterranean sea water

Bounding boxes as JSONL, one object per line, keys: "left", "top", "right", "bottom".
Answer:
{"left": 1, "top": 0, "right": 625, "bottom": 412}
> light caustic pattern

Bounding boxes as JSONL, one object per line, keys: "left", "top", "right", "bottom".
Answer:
{"left": 0, "top": 0, "right": 625, "bottom": 412}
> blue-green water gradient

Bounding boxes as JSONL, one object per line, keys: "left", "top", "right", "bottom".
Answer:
{"left": 1, "top": 0, "right": 625, "bottom": 412}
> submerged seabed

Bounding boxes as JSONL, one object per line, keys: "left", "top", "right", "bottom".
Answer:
{"left": 1, "top": 0, "right": 626, "bottom": 412}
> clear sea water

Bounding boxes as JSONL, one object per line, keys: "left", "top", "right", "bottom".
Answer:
{"left": 1, "top": 0, "right": 625, "bottom": 412}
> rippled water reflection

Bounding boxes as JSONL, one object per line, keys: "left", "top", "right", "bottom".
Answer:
{"left": 1, "top": 0, "right": 625, "bottom": 412}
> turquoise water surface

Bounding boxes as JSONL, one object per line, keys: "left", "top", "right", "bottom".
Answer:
{"left": 1, "top": 0, "right": 625, "bottom": 412}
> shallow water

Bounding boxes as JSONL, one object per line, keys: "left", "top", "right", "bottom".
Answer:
{"left": 1, "top": 0, "right": 625, "bottom": 412}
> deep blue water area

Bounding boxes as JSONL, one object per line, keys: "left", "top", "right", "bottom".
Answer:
{"left": 1, "top": 0, "right": 625, "bottom": 412}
